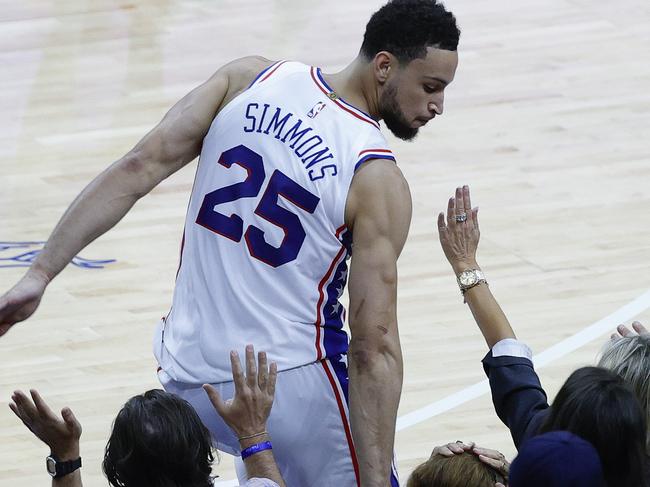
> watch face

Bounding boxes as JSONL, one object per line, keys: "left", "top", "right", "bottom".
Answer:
{"left": 459, "top": 271, "right": 478, "bottom": 286}
{"left": 46, "top": 457, "right": 57, "bottom": 476}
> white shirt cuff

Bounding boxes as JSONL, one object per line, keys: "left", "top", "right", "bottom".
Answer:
{"left": 241, "top": 479, "right": 281, "bottom": 487}
{"left": 491, "top": 338, "right": 533, "bottom": 360}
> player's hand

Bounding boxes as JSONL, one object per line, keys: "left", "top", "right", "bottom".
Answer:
{"left": 0, "top": 270, "right": 49, "bottom": 337}
{"left": 203, "top": 345, "right": 278, "bottom": 438}
{"left": 437, "top": 185, "right": 480, "bottom": 274}
{"left": 610, "top": 321, "right": 648, "bottom": 341}
{"left": 9, "top": 389, "right": 82, "bottom": 460}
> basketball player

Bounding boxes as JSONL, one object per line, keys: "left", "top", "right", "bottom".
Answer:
{"left": 0, "top": 1, "right": 459, "bottom": 485}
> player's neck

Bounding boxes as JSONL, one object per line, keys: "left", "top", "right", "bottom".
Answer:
{"left": 320, "top": 57, "right": 380, "bottom": 121}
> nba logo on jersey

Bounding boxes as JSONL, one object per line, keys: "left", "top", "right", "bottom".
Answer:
{"left": 307, "top": 101, "right": 327, "bottom": 119}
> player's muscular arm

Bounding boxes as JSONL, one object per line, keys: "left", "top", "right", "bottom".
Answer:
{"left": 0, "top": 56, "right": 273, "bottom": 335}
{"left": 345, "top": 160, "right": 411, "bottom": 487}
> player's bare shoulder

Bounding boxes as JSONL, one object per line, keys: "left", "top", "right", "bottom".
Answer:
{"left": 345, "top": 159, "right": 412, "bottom": 238}
{"left": 348, "top": 160, "right": 411, "bottom": 214}
{"left": 219, "top": 56, "right": 275, "bottom": 107}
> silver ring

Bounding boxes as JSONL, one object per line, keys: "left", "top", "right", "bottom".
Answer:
{"left": 455, "top": 213, "right": 467, "bottom": 223}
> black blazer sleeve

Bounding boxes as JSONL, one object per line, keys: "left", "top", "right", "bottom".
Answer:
{"left": 482, "top": 350, "right": 550, "bottom": 449}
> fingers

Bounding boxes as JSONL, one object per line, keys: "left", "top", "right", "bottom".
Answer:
{"left": 432, "top": 441, "right": 474, "bottom": 457}
{"left": 437, "top": 212, "right": 446, "bottom": 231}
{"left": 268, "top": 361, "right": 278, "bottom": 398}
{"left": 446, "top": 197, "right": 455, "bottom": 226}
{"left": 478, "top": 453, "right": 508, "bottom": 471}
{"left": 462, "top": 185, "right": 472, "bottom": 213}
{"left": 632, "top": 321, "right": 648, "bottom": 334}
{"left": 617, "top": 324, "right": 633, "bottom": 337}
{"left": 433, "top": 445, "right": 454, "bottom": 457}
{"left": 230, "top": 351, "right": 245, "bottom": 394}
{"left": 30, "top": 389, "right": 56, "bottom": 420}
{"left": 446, "top": 442, "right": 471, "bottom": 454}
{"left": 61, "top": 407, "right": 82, "bottom": 435}
{"left": 203, "top": 384, "right": 227, "bottom": 417}
{"left": 258, "top": 351, "right": 268, "bottom": 390}
{"left": 455, "top": 187, "right": 463, "bottom": 218}
{"left": 11, "top": 390, "right": 37, "bottom": 423}
{"left": 444, "top": 186, "right": 472, "bottom": 226}
{"left": 473, "top": 446, "right": 502, "bottom": 459}
{"left": 245, "top": 345, "right": 257, "bottom": 389}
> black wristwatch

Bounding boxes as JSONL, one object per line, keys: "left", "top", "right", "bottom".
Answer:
{"left": 46, "top": 455, "right": 82, "bottom": 478}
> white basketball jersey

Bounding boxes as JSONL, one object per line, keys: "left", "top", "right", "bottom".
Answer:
{"left": 154, "top": 61, "right": 396, "bottom": 384}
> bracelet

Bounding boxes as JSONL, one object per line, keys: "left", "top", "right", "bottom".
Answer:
{"left": 241, "top": 441, "right": 272, "bottom": 460}
{"left": 238, "top": 431, "right": 268, "bottom": 441}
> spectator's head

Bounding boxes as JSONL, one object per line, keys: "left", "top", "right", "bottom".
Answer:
{"left": 598, "top": 333, "right": 650, "bottom": 453}
{"left": 540, "top": 366, "right": 647, "bottom": 487}
{"left": 102, "top": 389, "right": 214, "bottom": 487}
{"left": 509, "top": 431, "right": 605, "bottom": 487}
{"left": 406, "top": 450, "right": 505, "bottom": 487}
{"left": 360, "top": 0, "right": 461, "bottom": 141}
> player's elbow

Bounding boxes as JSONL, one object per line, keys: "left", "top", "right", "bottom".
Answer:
{"left": 113, "top": 150, "right": 159, "bottom": 198}
{"left": 348, "top": 330, "right": 403, "bottom": 372}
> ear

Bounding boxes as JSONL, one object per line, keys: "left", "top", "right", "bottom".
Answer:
{"left": 372, "top": 51, "right": 395, "bottom": 84}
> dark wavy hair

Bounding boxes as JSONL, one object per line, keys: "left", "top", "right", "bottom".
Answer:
{"left": 360, "top": 0, "right": 460, "bottom": 63}
{"left": 102, "top": 389, "right": 215, "bottom": 487}
{"left": 540, "top": 367, "right": 648, "bottom": 487}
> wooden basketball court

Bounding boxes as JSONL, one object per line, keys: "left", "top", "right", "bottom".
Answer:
{"left": 2, "top": 0, "right": 649, "bottom": 484}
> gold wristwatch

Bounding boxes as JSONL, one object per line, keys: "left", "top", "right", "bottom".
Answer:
{"left": 456, "top": 268, "right": 487, "bottom": 296}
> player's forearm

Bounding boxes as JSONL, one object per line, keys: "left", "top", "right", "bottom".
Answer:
{"left": 455, "top": 262, "right": 516, "bottom": 348}
{"left": 31, "top": 155, "right": 155, "bottom": 282}
{"left": 348, "top": 335, "right": 403, "bottom": 486}
{"left": 239, "top": 434, "right": 286, "bottom": 487}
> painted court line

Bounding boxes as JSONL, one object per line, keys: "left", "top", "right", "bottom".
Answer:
{"left": 396, "top": 288, "right": 650, "bottom": 431}
{"left": 215, "top": 289, "right": 650, "bottom": 484}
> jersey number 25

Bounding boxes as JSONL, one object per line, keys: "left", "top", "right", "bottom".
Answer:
{"left": 196, "top": 144, "right": 320, "bottom": 268}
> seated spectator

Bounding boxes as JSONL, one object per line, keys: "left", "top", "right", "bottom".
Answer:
{"left": 509, "top": 431, "right": 605, "bottom": 487}
{"left": 436, "top": 185, "right": 649, "bottom": 487}
{"left": 407, "top": 441, "right": 508, "bottom": 487}
{"left": 9, "top": 345, "right": 284, "bottom": 487}
{"left": 599, "top": 321, "right": 650, "bottom": 453}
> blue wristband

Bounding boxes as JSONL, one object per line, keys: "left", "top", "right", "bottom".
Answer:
{"left": 241, "top": 441, "right": 272, "bottom": 460}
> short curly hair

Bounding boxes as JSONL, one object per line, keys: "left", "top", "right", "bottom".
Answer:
{"left": 360, "top": 0, "right": 460, "bottom": 63}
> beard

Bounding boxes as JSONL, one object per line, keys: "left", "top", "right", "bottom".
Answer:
{"left": 378, "top": 81, "right": 419, "bottom": 141}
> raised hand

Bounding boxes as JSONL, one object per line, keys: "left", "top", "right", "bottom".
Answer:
{"left": 9, "top": 389, "right": 81, "bottom": 459}
{"left": 437, "top": 185, "right": 480, "bottom": 273}
{"left": 203, "top": 345, "right": 278, "bottom": 438}
{"left": 0, "top": 271, "right": 49, "bottom": 337}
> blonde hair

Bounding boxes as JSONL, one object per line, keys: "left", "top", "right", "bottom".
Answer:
{"left": 598, "top": 334, "right": 650, "bottom": 453}
{"left": 406, "top": 452, "right": 501, "bottom": 487}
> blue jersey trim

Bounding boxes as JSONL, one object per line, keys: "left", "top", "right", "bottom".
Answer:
{"left": 354, "top": 154, "right": 397, "bottom": 172}
{"left": 246, "top": 60, "right": 281, "bottom": 89}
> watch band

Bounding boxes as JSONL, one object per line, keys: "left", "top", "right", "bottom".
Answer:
{"left": 456, "top": 268, "right": 487, "bottom": 302}
{"left": 46, "top": 455, "right": 82, "bottom": 478}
